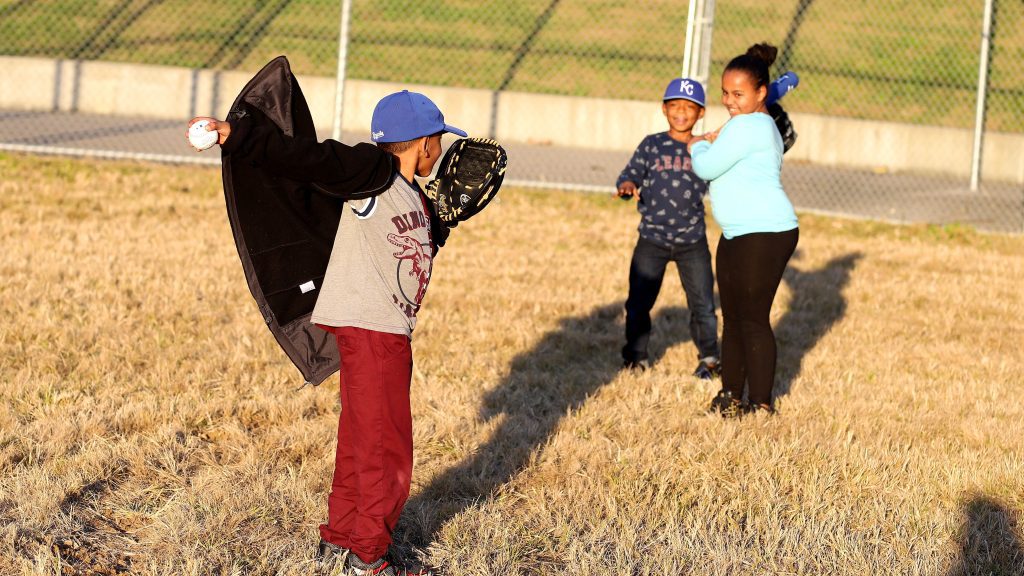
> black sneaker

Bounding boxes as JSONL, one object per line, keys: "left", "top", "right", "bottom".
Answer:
{"left": 345, "top": 553, "right": 436, "bottom": 576}
{"left": 692, "top": 356, "right": 721, "bottom": 380}
{"left": 708, "top": 389, "right": 744, "bottom": 418}
{"left": 622, "top": 358, "right": 650, "bottom": 372}
{"left": 316, "top": 540, "right": 350, "bottom": 573}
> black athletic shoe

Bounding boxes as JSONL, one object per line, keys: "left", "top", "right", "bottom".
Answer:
{"left": 622, "top": 358, "right": 650, "bottom": 372}
{"left": 708, "top": 389, "right": 744, "bottom": 418}
{"left": 692, "top": 356, "right": 721, "bottom": 380}
{"left": 317, "top": 540, "right": 350, "bottom": 574}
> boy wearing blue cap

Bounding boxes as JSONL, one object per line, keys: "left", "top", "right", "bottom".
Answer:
{"left": 308, "top": 90, "right": 463, "bottom": 576}
{"left": 616, "top": 78, "right": 721, "bottom": 379}
{"left": 188, "top": 89, "right": 463, "bottom": 575}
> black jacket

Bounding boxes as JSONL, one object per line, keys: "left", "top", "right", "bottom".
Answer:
{"left": 220, "top": 56, "right": 443, "bottom": 386}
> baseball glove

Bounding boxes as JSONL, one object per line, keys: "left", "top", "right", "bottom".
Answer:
{"left": 425, "top": 137, "right": 508, "bottom": 226}
{"left": 768, "top": 102, "right": 797, "bottom": 154}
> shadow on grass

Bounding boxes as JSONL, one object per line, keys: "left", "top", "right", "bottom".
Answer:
{"left": 773, "top": 251, "right": 862, "bottom": 399}
{"left": 401, "top": 301, "right": 693, "bottom": 547}
{"left": 944, "top": 495, "right": 1024, "bottom": 576}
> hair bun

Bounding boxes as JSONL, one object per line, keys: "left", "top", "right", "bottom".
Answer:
{"left": 746, "top": 43, "right": 778, "bottom": 67}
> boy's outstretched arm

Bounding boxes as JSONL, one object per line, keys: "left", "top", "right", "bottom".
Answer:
{"left": 186, "top": 115, "right": 393, "bottom": 199}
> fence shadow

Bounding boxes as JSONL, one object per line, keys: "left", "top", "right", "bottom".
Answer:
{"left": 773, "top": 251, "right": 862, "bottom": 399}
{"left": 944, "top": 495, "right": 1024, "bottom": 576}
{"left": 399, "top": 301, "right": 693, "bottom": 548}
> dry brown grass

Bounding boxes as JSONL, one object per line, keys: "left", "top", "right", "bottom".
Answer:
{"left": 1, "top": 152, "right": 1022, "bottom": 575}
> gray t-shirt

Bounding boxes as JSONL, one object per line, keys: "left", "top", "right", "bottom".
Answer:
{"left": 311, "top": 173, "right": 433, "bottom": 337}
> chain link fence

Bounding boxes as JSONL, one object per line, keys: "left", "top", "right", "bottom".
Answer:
{"left": 710, "top": 0, "right": 1024, "bottom": 232}
{"left": 0, "top": 0, "right": 1021, "bottom": 231}
{"left": 0, "top": 0, "right": 343, "bottom": 163}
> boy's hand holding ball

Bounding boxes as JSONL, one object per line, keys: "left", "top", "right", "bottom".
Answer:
{"left": 187, "top": 117, "right": 231, "bottom": 151}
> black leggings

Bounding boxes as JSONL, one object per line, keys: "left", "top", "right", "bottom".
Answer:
{"left": 716, "top": 228, "right": 799, "bottom": 405}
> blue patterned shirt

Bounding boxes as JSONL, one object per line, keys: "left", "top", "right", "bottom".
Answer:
{"left": 617, "top": 132, "right": 708, "bottom": 246}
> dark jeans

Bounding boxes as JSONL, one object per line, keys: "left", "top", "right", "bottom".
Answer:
{"left": 623, "top": 236, "right": 719, "bottom": 363}
{"left": 716, "top": 228, "right": 799, "bottom": 405}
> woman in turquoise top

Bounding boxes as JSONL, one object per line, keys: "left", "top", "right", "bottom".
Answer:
{"left": 689, "top": 43, "right": 799, "bottom": 417}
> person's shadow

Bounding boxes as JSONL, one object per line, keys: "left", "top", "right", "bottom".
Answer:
{"left": 945, "top": 495, "right": 1024, "bottom": 575}
{"left": 772, "top": 251, "right": 862, "bottom": 399}
{"left": 398, "top": 301, "right": 694, "bottom": 548}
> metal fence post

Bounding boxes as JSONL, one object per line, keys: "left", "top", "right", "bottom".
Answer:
{"left": 697, "top": 0, "right": 716, "bottom": 90}
{"left": 970, "top": 0, "right": 994, "bottom": 192}
{"left": 683, "top": 0, "right": 715, "bottom": 133}
{"left": 682, "top": 0, "right": 700, "bottom": 79}
{"left": 332, "top": 0, "right": 353, "bottom": 142}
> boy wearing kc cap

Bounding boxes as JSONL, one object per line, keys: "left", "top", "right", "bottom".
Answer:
{"left": 189, "top": 89, "right": 464, "bottom": 575}
{"left": 616, "top": 78, "right": 721, "bottom": 379}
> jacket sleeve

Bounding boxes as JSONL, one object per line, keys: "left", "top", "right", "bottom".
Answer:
{"left": 691, "top": 118, "right": 755, "bottom": 181}
{"left": 221, "top": 113, "right": 394, "bottom": 197}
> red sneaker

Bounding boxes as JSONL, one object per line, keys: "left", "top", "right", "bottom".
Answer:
{"left": 344, "top": 553, "right": 436, "bottom": 576}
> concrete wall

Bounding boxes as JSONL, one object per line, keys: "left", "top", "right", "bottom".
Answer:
{"left": 2, "top": 56, "right": 1022, "bottom": 184}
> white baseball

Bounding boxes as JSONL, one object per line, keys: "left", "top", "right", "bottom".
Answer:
{"left": 188, "top": 120, "right": 219, "bottom": 151}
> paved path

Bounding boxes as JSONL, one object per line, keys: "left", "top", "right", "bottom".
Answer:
{"left": 2, "top": 109, "right": 1020, "bottom": 233}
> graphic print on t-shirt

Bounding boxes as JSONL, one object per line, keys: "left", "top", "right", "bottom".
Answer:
{"left": 389, "top": 233, "right": 430, "bottom": 305}
{"left": 389, "top": 208, "right": 432, "bottom": 317}
{"left": 652, "top": 154, "right": 693, "bottom": 173}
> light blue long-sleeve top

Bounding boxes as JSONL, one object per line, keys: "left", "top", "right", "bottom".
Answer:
{"left": 690, "top": 112, "right": 798, "bottom": 239}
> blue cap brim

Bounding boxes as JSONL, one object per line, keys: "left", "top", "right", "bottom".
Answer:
{"left": 444, "top": 124, "right": 468, "bottom": 137}
{"left": 664, "top": 95, "right": 705, "bottom": 107}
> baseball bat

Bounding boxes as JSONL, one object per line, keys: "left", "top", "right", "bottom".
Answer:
{"left": 767, "top": 71, "right": 799, "bottom": 106}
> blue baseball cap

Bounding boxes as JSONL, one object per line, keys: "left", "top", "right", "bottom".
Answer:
{"left": 662, "top": 78, "right": 705, "bottom": 107}
{"left": 371, "top": 90, "right": 467, "bottom": 143}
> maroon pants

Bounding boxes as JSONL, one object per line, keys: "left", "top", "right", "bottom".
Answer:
{"left": 317, "top": 326, "right": 414, "bottom": 563}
